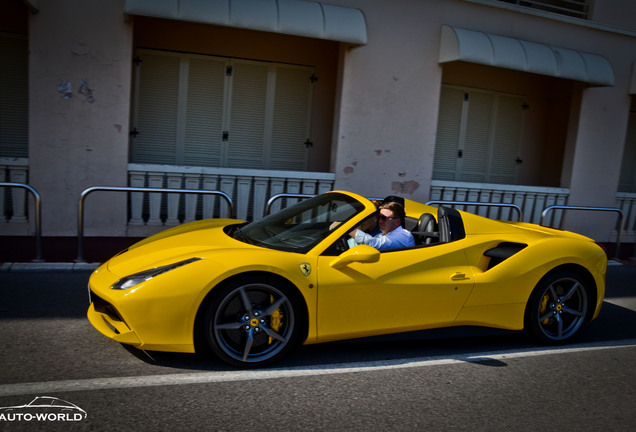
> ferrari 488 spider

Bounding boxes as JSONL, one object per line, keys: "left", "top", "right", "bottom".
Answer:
{"left": 88, "top": 191, "right": 606, "bottom": 367}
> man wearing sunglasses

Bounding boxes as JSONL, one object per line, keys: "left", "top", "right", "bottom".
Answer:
{"left": 350, "top": 202, "right": 415, "bottom": 251}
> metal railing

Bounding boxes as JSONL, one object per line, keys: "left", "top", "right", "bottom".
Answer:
{"left": 425, "top": 200, "right": 523, "bottom": 221}
{"left": 0, "top": 182, "right": 43, "bottom": 261}
{"left": 541, "top": 205, "right": 624, "bottom": 260}
{"left": 128, "top": 164, "right": 335, "bottom": 222}
{"left": 77, "top": 186, "right": 233, "bottom": 262}
{"left": 0, "top": 187, "right": 628, "bottom": 262}
{"left": 265, "top": 193, "right": 317, "bottom": 215}
{"left": 265, "top": 195, "right": 524, "bottom": 221}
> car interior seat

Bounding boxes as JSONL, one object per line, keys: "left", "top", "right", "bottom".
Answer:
{"left": 411, "top": 212, "right": 439, "bottom": 245}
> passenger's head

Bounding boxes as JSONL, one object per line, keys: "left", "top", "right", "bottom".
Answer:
{"left": 377, "top": 202, "right": 405, "bottom": 234}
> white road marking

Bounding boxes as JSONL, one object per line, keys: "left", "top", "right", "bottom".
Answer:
{"left": 1, "top": 339, "right": 635, "bottom": 397}
{"left": 604, "top": 297, "right": 636, "bottom": 310}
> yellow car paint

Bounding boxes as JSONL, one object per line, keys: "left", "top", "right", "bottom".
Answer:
{"left": 87, "top": 190, "right": 607, "bottom": 364}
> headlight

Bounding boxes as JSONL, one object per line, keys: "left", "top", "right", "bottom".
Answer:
{"left": 111, "top": 257, "right": 202, "bottom": 290}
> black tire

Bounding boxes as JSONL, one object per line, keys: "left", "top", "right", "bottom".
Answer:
{"left": 525, "top": 270, "right": 590, "bottom": 344}
{"left": 203, "top": 275, "right": 304, "bottom": 367}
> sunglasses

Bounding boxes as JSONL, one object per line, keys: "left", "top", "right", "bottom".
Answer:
{"left": 377, "top": 214, "right": 397, "bottom": 221}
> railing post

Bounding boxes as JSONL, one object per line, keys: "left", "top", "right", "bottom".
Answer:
{"left": 425, "top": 200, "right": 524, "bottom": 222}
{"left": 0, "top": 182, "right": 42, "bottom": 262}
{"left": 77, "top": 186, "right": 232, "bottom": 262}
{"left": 541, "top": 205, "right": 624, "bottom": 260}
{"left": 265, "top": 193, "right": 317, "bottom": 216}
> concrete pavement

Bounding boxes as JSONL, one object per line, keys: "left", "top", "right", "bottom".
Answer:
{"left": 0, "top": 262, "right": 101, "bottom": 272}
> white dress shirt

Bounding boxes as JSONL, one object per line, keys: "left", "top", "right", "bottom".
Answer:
{"left": 353, "top": 225, "right": 415, "bottom": 251}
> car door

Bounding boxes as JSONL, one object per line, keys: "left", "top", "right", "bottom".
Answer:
{"left": 315, "top": 243, "right": 474, "bottom": 341}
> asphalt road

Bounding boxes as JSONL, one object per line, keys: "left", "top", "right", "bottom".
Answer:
{"left": 0, "top": 265, "right": 635, "bottom": 431}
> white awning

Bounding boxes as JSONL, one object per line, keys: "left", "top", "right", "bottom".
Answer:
{"left": 124, "top": 0, "right": 367, "bottom": 45}
{"left": 439, "top": 25, "right": 614, "bottom": 86}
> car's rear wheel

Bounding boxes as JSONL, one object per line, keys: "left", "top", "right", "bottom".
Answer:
{"left": 526, "top": 270, "right": 590, "bottom": 344}
{"left": 204, "top": 275, "right": 303, "bottom": 367}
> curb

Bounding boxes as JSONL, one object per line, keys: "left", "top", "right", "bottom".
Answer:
{"left": 0, "top": 262, "right": 101, "bottom": 272}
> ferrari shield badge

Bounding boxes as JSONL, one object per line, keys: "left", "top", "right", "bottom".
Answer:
{"left": 299, "top": 262, "right": 311, "bottom": 277}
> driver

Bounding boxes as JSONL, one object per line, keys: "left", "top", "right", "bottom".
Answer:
{"left": 349, "top": 202, "right": 414, "bottom": 251}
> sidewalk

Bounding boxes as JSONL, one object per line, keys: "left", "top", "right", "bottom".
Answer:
{"left": 0, "top": 262, "right": 102, "bottom": 272}
{"left": 0, "top": 236, "right": 142, "bottom": 265}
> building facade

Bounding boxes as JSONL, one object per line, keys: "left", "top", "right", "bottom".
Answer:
{"left": 1, "top": 0, "right": 635, "bottom": 257}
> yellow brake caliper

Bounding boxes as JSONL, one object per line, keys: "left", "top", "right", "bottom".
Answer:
{"left": 269, "top": 294, "right": 283, "bottom": 344}
{"left": 540, "top": 294, "right": 550, "bottom": 324}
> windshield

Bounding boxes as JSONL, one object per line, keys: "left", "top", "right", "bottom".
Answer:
{"left": 235, "top": 193, "right": 365, "bottom": 253}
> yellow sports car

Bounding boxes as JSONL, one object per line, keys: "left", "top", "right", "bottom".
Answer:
{"left": 87, "top": 191, "right": 607, "bottom": 367}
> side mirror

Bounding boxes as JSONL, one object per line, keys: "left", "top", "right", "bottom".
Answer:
{"left": 330, "top": 245, "right": 380, "bottom": 269}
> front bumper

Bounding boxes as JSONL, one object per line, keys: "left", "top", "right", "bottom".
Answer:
{"left": 87, "top": 290, "right": 142, "bottom": 346}
{"left": 86, "top": 260, "right": 208, "bottom": 354}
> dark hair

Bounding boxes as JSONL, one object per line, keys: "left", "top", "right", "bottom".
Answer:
{"left": 379, "top": 201, "right": 406, "bottom": 226}
{"left": 381, "top": 195, "right": 405, "bottom": 208}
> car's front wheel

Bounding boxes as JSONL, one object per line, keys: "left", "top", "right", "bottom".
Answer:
{"left": 525, "top": 270, "right": 590, "bottom": 344}
{"left": 203, "top": 275, "right": 303, "bottom": 367}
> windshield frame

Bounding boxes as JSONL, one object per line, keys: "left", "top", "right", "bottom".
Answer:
{"left": 234, "top": 192, "right": 367, "bottom": 253}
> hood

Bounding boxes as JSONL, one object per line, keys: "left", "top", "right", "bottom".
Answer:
{"left": 106, "top": 219, "right": 249, "bottom": 274}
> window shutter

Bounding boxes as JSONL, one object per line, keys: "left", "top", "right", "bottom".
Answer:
{"left": 433, "top": 85, "right": 524, "bottom": 185}
{"left": 183, "top": 56, "right": 226, "bottom": 167}
{"left": 270, "top": 66, "right": 313, "bottom": 170}
{"left": 460, "top": 91, "right": 492, "bottom": 182}
{"left": 133, "top": 51, "right": 180, "bottom": 164}
{"left": 433, "top": 86, "right": 464, "bottom": 180}
{"left": 131, "top": 50, "right": 313, "bottom": 171}
{"left": 0, "top": 34, "right": 28, "bottom": 158}
{"left": 226, "top": 60, "right": 268, "bottom": 168}
{"left": 490, "top": 95, "right": 523, "bottom": 184}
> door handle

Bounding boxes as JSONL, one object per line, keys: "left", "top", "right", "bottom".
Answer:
{"left": 450, "top": 272, "right": 469, "bottom": 281}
